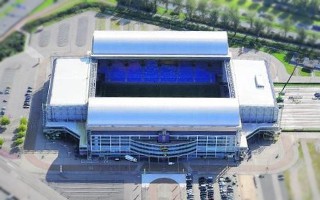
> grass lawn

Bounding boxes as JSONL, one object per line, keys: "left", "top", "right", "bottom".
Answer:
{"left": 298, "top": 142, "right": 312, "bottom": 200}
{"left": 95, "top": 17, "right": 106, "bottom": 30}
{"left": 0, "top": 0, "right": 25, "bottom": 18}
{"left": 110, "top": 20, "right": 120, "bottom": 30}
{"left": 283, "top": 170, "right": 293, "bottom": 200}
{"left": 298, "top": 162, "right": 312, "bottom": 200}
{"left": 298, "top": 67, "right": 312, "bottom": 77}
{"left": 314, "top": 70, "right": 320, "bottom": 77}
{"left": 271, "top": 52, "right": 295, "bottom": 74}
{"left": 307, "top": 142, "right": 320, "bottom": 192}
{"left": 31, "top": 0, "right": 55, "bottom": 14}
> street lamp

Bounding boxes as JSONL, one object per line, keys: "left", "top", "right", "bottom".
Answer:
{"left": 278, "top": 53, "right": 301, "bottom": 98}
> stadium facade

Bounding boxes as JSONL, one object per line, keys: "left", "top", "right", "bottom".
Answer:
{"left": 44, "top": 31, "right": 279, "bottom": 160}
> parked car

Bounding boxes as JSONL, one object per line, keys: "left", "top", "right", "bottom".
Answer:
{"left": 278, "top": 174, "right": 284, "bottom": 180}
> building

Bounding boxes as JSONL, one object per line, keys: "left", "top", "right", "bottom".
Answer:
{"left": 43, "top": 31, "right": 279, "bottom": 160}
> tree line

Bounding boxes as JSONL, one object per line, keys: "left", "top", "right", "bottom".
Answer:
{"left": 0, "top": 32, "right": 25, "bottom": 61}
{"left": 117, "top": 0, "right": 319, "bottom": 48}
{"left": 264, "top": 0, "right": 320, "bottom": 17}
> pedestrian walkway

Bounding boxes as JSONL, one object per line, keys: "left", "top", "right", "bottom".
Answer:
{"left": 142, "top": 174, "right": 185, "bottom": 188}
{"left": 301, "top": 140, "right": 320, "bottom": 200}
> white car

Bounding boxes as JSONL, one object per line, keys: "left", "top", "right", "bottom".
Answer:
{"left": 168, "top": 162, "right": 175, "bottom": 165}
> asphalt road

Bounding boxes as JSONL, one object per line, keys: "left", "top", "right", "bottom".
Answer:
{"left": 259, "top": 174, "right": 276, "bottom": 200}
{"left": 0, "top": 156, "right": 65, "bottom": 200}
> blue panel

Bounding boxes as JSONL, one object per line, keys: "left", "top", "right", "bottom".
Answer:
{"left": 127, "top": 62, "right": 143, "bottom": 82}
{"left": 160, "top": 65, "right": 177, "bottom": 82}
{"left": 98, "top": 60, "right": 218, "bottom": 84}
{"left": 109, "top": 62, "right": 126, "bottom": 82}
{"left": 178, "top": 62, "right": 194, "bottom": 82}
{"left": 144, "top": 65, "right": 159, "bottom": 83}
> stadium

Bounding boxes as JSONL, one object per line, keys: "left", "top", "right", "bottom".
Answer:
{"left": 43, "top": 31, "right": 279, "bottom": 160}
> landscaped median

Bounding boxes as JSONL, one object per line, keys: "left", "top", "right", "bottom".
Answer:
{"left": 14, "top": 117, "right": 28, "bottom": 147}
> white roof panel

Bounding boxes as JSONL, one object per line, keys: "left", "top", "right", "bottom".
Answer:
{"left": 87, "top": 97, "right": 240, "bottom": 127}
{"left": 49, "top": 58, "right": 90, "bottom": 105}
{"left": 232, "top": 60, "right": 275, "bottom": 106}
{"left": 92, "top": 31, "right": 229, "bottom": 57}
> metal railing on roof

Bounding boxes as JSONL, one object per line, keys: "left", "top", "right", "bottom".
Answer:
{"left": 224, "top": 61, "right": 235, "bottom": 98}
{"left": 89, "top": 60, "right": 97, "bottom": 97}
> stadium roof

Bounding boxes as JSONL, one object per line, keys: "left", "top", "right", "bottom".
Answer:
{"left": 232, "top": 60, "right": 276, "bottom": 107}
{"left": 91, "top": 31, "right": 230, "bottom": 58}
{"left": 87, "top": 97, "right": 240, "bottom": 128}
{"left": 49, "top": 58, "right": 90, "bottom": 105}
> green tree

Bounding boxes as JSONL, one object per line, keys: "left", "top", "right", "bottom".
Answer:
{"left": 247, "top": 12, "right": 255, "bottom": 29}
{"left": 296, "top": 28, "right": 306, "bottom": 43}
{"left": 229, "top": 9, "right": 240, "bottom": 36}
{"left": 0, "top": 116, "right": 10, "bottom": 126}
{"left": 253, "top": 19, "right": 265, "bottom": 38}
{"left": 264, "top": 20, "right": 273, "bottom": 35}
{"left": 282, "top": 19, "right": 291, "bottom": 37}
{"left": 308, "top": 33, "right": 317, "bottom": 45}
{"left": 221, "top": 10, "right": 230, "bottom": 28}
{"left": 209, "top": 9, "right": 219, "bottom": 26}
{"left": 186, "top": 0, "right": 197, "bottom": 20}
{"left": 173, "top": 0, "right": 183, "bottom": 13}
{"left": 20, "top": 117, "right": 28, "bottom": 125}
{"left": 197, "top": 0, "right": 208, "bottom": 21}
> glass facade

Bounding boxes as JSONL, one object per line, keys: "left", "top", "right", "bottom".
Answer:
{"left": 89, "top": 132, "right": 237, "bottom": 158}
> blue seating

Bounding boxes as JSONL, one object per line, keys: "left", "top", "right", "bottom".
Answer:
{"left": 98, "top": 60, "right": 218, "bottom": 84}
{"left": 127, "top": 62, "right": 143, "bottom": 82}
{"left": 160, "top": 65, "right": 176, "bottom": 82}
{"left": 144, "top": 65, "right": 159, "bottom": 83}
{"left": 108, "top": 61, "right": 126, "bottom": 82}
{"left": 178, "top": 62, "right": 194, "bottom": 82}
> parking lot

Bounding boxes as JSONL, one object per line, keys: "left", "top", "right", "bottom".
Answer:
{"left": 0, "top": 51, "right": 39, "bottom": 152}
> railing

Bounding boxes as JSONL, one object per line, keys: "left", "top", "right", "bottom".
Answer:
{"left": 224, "top": 61, "right": 235, "bottom": 98}
{"left": 89, "top": 60, "right": 97, "bottom": 97}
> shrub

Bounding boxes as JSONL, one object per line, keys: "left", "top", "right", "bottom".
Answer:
{"left": 0, "top": 137, "right": 4, "bottom": 146}
{"left": 17, "top": 124, "right": 27, "bottom": 132}
{"left": 0, "top": 116, "right": 10, "bottom": 126}
{"left": 14, "top": 138, "right": 24, "bottom": 146}
{"left": 17, "top": 131, "right": 26, "bottom": 138}
{"left": 20, "top": 117, "right": 28, "bottom": 125}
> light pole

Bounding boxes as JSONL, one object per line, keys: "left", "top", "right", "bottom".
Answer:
{"left": 279, "top": 53, "right": 301, "bottom": 98}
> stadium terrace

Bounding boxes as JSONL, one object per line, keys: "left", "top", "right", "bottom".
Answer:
{"left": 44, "top": 31, "right": 279, "bottom": 161}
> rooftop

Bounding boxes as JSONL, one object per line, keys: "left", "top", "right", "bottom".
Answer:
{"left": 91, "top": 31, "right": 230, "bottom": 58}
{"left": 87, "top": 97, "right": 240, "bottom": 128}
{"left": 232, "top": 60, "right": 276, "bottom": 107}
{"left": 49, "top": 58, "right": 90, "bottom": 106}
